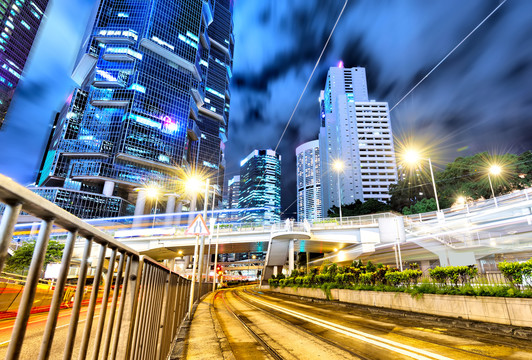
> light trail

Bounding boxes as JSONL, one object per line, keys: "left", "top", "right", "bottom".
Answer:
{"left": 248, "top": 295, "right": 452, "bottom": 360}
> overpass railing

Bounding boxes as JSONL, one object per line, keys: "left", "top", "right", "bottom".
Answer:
{"left": 0, "top": 174, "right": 192, "bottom": 360}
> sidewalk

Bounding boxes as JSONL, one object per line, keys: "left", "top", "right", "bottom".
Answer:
{"left": 172, "top": 292, "right": 233, "bottom": 360}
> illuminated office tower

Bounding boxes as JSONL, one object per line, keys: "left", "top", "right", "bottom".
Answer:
{"left": 296, "top": 140, "right": 322, "bottom": 222}
{"left": 34, "top": 0, "right": 233, "bottom": 219}
{"left": 0, "top": 0, "right": 49, "bottom": 128}
{"left": 239, "top": 149, "right": 281, "bottom": 224}
{"left": 196, "top": 0, "right": 234, "bottom": 202}
{"left": 319, "top": 65, "right": 397, "bottom": 215}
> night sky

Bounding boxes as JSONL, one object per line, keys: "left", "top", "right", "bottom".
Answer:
{"left": 0, "top": 0, "right": 531, "bottom": 217}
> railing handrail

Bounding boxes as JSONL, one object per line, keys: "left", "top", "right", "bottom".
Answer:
{"left": 0, "top": 174, "right": 137, "bottom": 255}
{"left": 0, "top": 173, "right": 199, "bottom": 360}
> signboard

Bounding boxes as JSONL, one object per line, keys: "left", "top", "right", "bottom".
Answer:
{"left": 44, "top": 263, "right": 61, "bottom": 279}
{"left": 185, "top": 214, "right": 210, "bottom": 236}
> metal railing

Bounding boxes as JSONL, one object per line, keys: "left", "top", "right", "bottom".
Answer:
{"left": 0, "top": 174, "right": 193, "bottom": 360}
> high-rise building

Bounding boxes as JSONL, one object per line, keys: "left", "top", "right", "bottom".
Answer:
{"left": 33, "top": 0, "right": 233, "bottom": 219}
{"left": 196, "top": 0, "right": 233, "bottom": 203}
{"left": 239, "top": 149, "right": 281, "bottom": 224}
{"left": 0, "top": 0, "right": 49, "bottom": 128}
{"left": 296, "top": 140, "right": 321, "bottom": 222}
{"left": 226, "top": 175, "right": 240, "bottom": 210}
{"left": 319, "top": 65, "right": 397, "bottom": 214}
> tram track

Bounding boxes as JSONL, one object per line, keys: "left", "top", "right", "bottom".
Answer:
{"left": 243, "top": 289, "right": 532, "bottom": 360}
{"left": 232, "top": 289, "right": 371, "bottom": 360}
{"left": 196, "top": 287, "right": 532, "bottom": 360}
{"left": 216, "top": 290, "right": 284, "bottom": 360}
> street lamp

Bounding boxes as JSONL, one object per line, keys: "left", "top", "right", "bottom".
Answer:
{"left": 332, "top": 160, "right": 344, "bottom": 224}
{"left": 488, "top": 165, "right": 502, "bottom": 207}
{"left": 248, "top": 254, "right": 256, "bottom": 281}
{"left": 403, "top": 150, "right": 441, "bottom": 213}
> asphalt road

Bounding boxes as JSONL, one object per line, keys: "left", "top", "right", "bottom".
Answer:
{"left": 0, "top": 303, "right": 105, "bottom": 359}
{"left": 184, "top": 287, "right": 532, "bottom": 359}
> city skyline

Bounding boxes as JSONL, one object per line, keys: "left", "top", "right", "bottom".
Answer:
{"left": 0, "top": 0, "right": 531, "bottom": 217}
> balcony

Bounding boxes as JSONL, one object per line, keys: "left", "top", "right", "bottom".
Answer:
{"left": 90, "top": 89, "right": 131, "bottom": 108}
{"left": 189, "top": 96, "right": 199, "bottom": 120}
{"left": 93, "top": 29, "right": 138, "bottom": 45}
{"left": 140, "top": 38, "right": 201, "bottom": 81}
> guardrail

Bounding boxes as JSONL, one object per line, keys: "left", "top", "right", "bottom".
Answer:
{"left": 0, "top": 174, "right": 195, "bottom": 360}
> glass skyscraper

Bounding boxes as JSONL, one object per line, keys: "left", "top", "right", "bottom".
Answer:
{"left": 239, "top": 149, "right": 281, "bottom": 224}
{"left": 34, "top": 0, "right": 233, "bottom": 219}
{"left": 0, "top": 0, "right": 49, "bottom": 128}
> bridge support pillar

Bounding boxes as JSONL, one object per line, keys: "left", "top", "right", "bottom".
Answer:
{"left": 288, "top": 239, "right": 295, "bottom": 273}
{"left": 134, "top": 190, "right": 146, "bottom": 217}
{"left": 165, "top": 195, "right": 176, "bottom": 225}
{"left": 103, "top": 181, "right": 115, "bottom": 197}
{"left": 176, "top": 201, "right": 183, "bottom": 213}
{"left": 133, "top": 190, "right": 146, "bottom": 226}
{"left": 166, "top": 195, "right": 176, "bottom": 214}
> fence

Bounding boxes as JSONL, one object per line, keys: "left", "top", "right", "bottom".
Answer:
{"left": 0, "top": 173, "right": 197, "bottom": 360}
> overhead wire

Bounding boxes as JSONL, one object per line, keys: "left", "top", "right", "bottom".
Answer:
{"left": 274, "top": 0, "right": 349, "bottom": 152}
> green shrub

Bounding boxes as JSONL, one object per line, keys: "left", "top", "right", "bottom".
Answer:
{"left": 366, "top": 261, "right": 376, "bottom": 273}
{"left": 385, "top": 271, "right": 402, "bottom": 286}
{"left": 498, "top": 259, "right": 532, "bottom": 286}
{"left": 430, "top": 267, "right": 449, "bottom": 285}
{"left": 268, "top": 278, "right": 279, "bottom": 288}
{"left": 360, "top": 272, "right": 373, "bottom": 285}
{"left": 302, "top": 275, "right": 313, "bottom": 286}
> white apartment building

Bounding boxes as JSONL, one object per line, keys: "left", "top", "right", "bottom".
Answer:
{"left": 319, "top": 66, "right": 397, "bottom": 214}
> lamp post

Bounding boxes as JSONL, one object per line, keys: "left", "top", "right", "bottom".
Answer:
{"left": 488, "top": 165, "right": 501, "bottom": 207}
{"left": 333, "top": 160, "right": 344, "bottom": 225}
{"left": 403, "top": 150, "right": 440, "bottom": 212}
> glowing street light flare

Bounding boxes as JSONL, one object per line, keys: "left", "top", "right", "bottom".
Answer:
{"left": 489, "top": 165, "right": 502, "bottom": 175}
{"left": 333, "top": 159, "right": 344, "bottom": 172}
{"left": 403, "top": 149, "right": 421, "bottom": 165}
{"left": 145, "top": 186, "right": 160, "bottom": 199}
{"left": 185, "top": 175, "right": 204, "bottom": 194}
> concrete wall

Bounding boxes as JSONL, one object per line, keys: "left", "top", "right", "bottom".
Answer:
{"left": 264, "top": 286, "right": 532, "bottom": 328}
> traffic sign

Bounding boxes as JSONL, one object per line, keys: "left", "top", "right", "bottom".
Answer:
{"left": 185, "top": 214, "right": 210, "bottom": 235}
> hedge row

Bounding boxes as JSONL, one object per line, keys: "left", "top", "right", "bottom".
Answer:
{"left": 267, "top": 259, "right": 532, "bottom": 298}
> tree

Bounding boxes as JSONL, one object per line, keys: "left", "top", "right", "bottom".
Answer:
{"left": 6, "top": 240, "right": 64, "bottom": 273}
{"left": 390, "top": 151, "right": 532, "bottom": 213}
{"left": 328, "top": 199, "right": 390, "bottom": 217}
{"left": 402, "top": 198, "right": 437, "bottom": 215}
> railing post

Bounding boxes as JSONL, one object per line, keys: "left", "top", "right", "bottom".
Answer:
{"left": 79, "top": 243, "right": 108, "bottom": 360}
{"left": 120, "top": 256, "right": 142, "bottom": 360}
{"left": 156, "top": 271, "right": 171, "bottom": 360}
{"left": 63, "top": 237, "right": 93, "bottom": 360}
{"left": 101, "top": 252, "right": 126, "bottom": 360}
{"left": 0, "top": 202, "right": 22, "bottom": 273}
{"left": 6, "top": 218, "right": 54, "bottom": 360}
{"left": 110, "top": 255, "right": 134, "bottom": 360}
{"left": 39, "top": 230, "right": 77, "bottom": 360}
{"left": 92, "top": 247, "right": 118, "bottom": 360}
